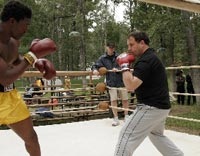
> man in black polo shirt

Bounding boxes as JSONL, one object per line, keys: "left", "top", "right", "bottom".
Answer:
{"left": 114, "top": 31, "right": 183, "bottom": 156}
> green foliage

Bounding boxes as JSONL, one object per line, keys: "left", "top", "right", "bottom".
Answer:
{"left": 0, "top": 0, "right": 200, "bottom": 70}
{"left": 106, "top": 21, "right": 129, "bottom": 52}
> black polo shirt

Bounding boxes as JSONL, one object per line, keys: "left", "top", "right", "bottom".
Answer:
{"left": 133, "top": 48, "right": 171, "bottom": 109}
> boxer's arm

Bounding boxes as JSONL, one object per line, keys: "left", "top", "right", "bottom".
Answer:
{"left": 0, "top": 56, "right": 29, "bottom": 86}
{"left": 122, "top": 71, "right": 142, "bottom": 91}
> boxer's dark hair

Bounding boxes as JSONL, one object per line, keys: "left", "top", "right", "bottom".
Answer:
{"left": 1, "top": 0, "right": 32, "bottom": 22}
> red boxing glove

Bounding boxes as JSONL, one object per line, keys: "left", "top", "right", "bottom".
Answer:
{"left": 30, "top": 38, "right": 40, "bottom": 47}
{"left": 29, "top": 38, "right": 57, "bottom": 58}
{"left": 116, "top": 53, "right": 135, "bottom": 71}
{"left": 34, "top": 58, "right": 56, "bottom": 80}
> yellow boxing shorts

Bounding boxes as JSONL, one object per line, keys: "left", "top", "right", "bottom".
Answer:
{"left": 0, "top": 89, "right": 30, "bottom": 125}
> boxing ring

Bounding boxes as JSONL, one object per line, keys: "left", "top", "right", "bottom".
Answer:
{"left": 0, "top": 65, "right": 198, "bottom": 155}
{"left": 0, "top": 118, "right": 199, "bottom": 156}
{"left": 0, "top": 1, "right": 200, "bottom": 156}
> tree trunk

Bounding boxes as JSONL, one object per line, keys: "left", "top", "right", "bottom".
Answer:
{"left": 168, "top": 34, "right": 176, "bottom": 92}
{"left": 79, "top": 0, "right": 87, "bottom": 88}
{"left": 58, "top": 18, "right": 63, "bottom": 70}
{"left": 183, "top": 11, "right": 200, "bottom": 104}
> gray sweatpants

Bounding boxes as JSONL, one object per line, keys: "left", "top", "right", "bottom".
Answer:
{"left": 114, "top": 104, "right": 184, "bottom": 156}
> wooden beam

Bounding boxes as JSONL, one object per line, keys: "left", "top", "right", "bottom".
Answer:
{"left": 138, "top": 0, "right": 200, "bottom": 13}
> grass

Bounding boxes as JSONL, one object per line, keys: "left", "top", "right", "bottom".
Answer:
{"left": 166, "top": 104, "right": 200, "bottom": 135}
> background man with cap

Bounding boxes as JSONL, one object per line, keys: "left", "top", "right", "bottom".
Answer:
{"left": 92, "top": 42, "right": 130, "bottom": 126}
{"left": 175, "top": 70, "right": 185, "bottom": 105}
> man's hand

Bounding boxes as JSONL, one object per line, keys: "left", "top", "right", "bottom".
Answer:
{"left": 93, "top": 69, "right": 100, "bottom": 75}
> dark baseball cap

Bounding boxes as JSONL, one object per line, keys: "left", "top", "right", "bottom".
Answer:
{"left": 106, "top": 42, "right": 115, "bottom": 48}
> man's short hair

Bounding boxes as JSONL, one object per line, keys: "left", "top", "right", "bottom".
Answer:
{"left": 1, "top": 0, "right": 32, "bottom": 22}
{"left": 128, "top": 31, "right": 150, "bottom": 45}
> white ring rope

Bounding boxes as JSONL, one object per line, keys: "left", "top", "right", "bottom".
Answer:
{"left": 166, "top": 65, "right": 200, "bottom": 70}
{"left": 31, "top": 104, "right": 200, "bottom": 123}
{"left": 99, "top": 105, "right": 200, "bottom": 123}
{"left": 168, "top": 115, "right": 200, "bottom": 123}
{"left": 20, "top": 87, "right": 97, "bottom": 94}
{"left": 170, "top": 92, "right": 200, "bottom": 96}
{"left": 31, "top": 106, "right": 98, "bottom": 114}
